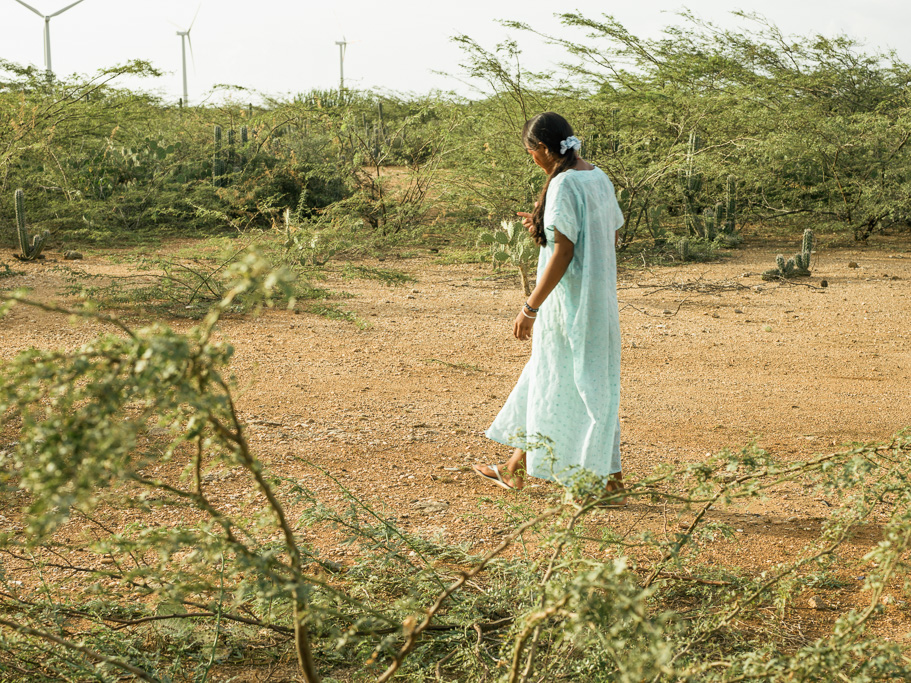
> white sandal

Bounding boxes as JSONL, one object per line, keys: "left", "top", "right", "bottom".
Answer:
{"left": 473, "top": 464, "right": 517, "bottom": 490}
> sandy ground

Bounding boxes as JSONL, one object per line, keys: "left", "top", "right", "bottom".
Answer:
{"left": 2, "top": 238, "right": 911, "bottom": 670}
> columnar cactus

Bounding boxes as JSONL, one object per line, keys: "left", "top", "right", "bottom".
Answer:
{"left": 678, "top": 132, "right": 704, "bottom": 236}
{"left": 609, "top": 108, "right": 620, "bottom": 153}
{"left": 14, "top": 189, "right": 48, "bottom": 261}
{"left": 676, "top": 237, "right": 691, "bottom": 261}
{"left": 723, "top": 175, "right": 737, "bottom": 234}
{"left": 763, "top": 229, "right": 814, "bottom": 280}
{"left": 240, "top": 126, "right": 248, "bottom": 145}
{"left": 213, "top": 125, "right": 225, "bottom": 187}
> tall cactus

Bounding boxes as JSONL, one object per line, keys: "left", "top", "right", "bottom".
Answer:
{"left": 14, "top": 189, "right": 48, "bottom": 261}
{"left": 240, "top": 126, "right": 248, "bottom": 145}
{"left": 678, "top": 132, "right": 704, "bottom": 236}
{"left": 213, "top": 125, "right": 225, "bottom": 187}
{"left": 723, "top": 175, "right": 737, "bottom": 234}
{"left": 794, "top": 228, "right": 814, "bottom": 274}
{"left": 609, "top": 108, "right": 620, "bottom": 153}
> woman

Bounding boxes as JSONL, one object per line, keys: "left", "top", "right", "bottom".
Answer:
{"left": 473, "top": 112, "right": 625, "bottom": 501}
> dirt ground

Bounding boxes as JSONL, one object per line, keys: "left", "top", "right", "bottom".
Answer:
{"left": 2, "top": 237, "right": 911, "bottom": 665}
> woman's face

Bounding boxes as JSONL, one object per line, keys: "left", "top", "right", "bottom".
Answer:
{"left": 527, "top": 142, "right": 556, "bottom": 174}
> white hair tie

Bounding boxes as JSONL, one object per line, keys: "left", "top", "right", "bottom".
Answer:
{"left": 559, "top": 136, "right": 582, "bottom": 155}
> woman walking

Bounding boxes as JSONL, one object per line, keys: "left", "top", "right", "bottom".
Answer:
{"left": 473, "top": 112, "right": 625, "bottom": 501}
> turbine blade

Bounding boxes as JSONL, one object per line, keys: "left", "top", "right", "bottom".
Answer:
{"left": 49, "top": 0, "right": 87, "bottom": 18}
{"left": 12, "top": 0, "right": 45, "bottom": 18}
{"left": 187, "top": 34, "right": 196, "bottom": 72}
{"left": 188, "top": 4, "right": 201, "bottom": 32}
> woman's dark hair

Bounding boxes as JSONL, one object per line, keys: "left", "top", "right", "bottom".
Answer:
{"left": 522, "top": 112, "right": 578, "bottom": 246}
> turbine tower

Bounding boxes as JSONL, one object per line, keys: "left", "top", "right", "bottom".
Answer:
{"left": 12, "top": 0, "right": 88, "bottom": 79}
{"left": 335, "top": 38, "right": 347, "bottom": 94}
{"left": 175, "top": 7, "right": 200, "bottom": 105}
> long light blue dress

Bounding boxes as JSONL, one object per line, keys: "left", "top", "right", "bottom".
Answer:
{"left": 486, "top": 167, "right": 624, "bottom": 482}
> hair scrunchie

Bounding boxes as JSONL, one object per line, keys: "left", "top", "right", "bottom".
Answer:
{"left": 559, "top": 136, "right": 582, "bottom": 155}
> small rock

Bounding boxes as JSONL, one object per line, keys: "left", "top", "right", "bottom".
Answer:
{"left": 411, "top": 498, "right": 450, "bottom": 515}
{"left": 63, "top": 250, "right": 83, "bottom": 260}
{"left": 734, "top": 308, "right": 744, "bottom": 314}
{"left": 411, "top": 289, "right": 419, "bottom": 294}
{"left": 848, "top": 261, "right": 859, "bottom": 268}
{"left": 820, "top": 280, "right": 828, "bottom": 287}
{"left": 318, "top": 560, "right": 344, "bottom": 573}
{"left": 147, "top": 427, "right": 170, "bottom": 437}
{"left": 662, "top": 309, "right": 672, "bottom": 315}
{"left": 712, "top": 312, "right": 720, "bottom": 318}
{"left": 808, "top": 596, "right": 829, "bottom": 610}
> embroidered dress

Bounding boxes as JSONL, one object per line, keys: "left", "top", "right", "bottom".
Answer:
{"left": 486, "top": 167, "right": 624, "bottom": 482}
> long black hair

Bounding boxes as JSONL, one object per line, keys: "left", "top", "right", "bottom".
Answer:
{"left": 522, "top": 112, "right": 578, "bottom": 246}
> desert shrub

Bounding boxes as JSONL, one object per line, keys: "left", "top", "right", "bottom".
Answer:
{"left": 2, "top": 264, "right": 911, "bottom": 681}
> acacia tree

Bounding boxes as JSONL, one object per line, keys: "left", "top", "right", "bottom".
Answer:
{"left": 505, "top": 11, "right": 911, "bottom": 241}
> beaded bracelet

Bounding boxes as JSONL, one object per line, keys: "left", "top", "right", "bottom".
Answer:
{"left": 524, "top": 302, "right": 540, "bottom": 314}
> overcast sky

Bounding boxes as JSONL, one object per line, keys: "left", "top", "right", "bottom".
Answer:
{"left": 1, "top": 0, "right": 909, "bottom": 103}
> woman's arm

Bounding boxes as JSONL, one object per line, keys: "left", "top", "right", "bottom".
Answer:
{"left": 514, "top": 229, "right": 574, "bottom": 340}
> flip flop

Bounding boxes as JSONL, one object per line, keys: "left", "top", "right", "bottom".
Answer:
{"left": 473, "top": 464, "right": 516, "bottom": 490}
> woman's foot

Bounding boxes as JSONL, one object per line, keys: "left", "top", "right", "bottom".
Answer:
{"left": 473, "top": 448, "right": 526, "bottom": 490}
{"left": 601, "top": 472, "right": 626, "bottom": 507}
{"left": 472, "top": 463, "right": 525, "bottom": 490}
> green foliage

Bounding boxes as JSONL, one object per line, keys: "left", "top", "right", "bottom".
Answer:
{"left": 480, "top": 219, "right": 537, "bottom": 294}
{"left": 500, "top": 12, "right": 911, "bottom": 245}
{"left": 12, "top": 189, "right": 48, "bottom": 261}
{"left": 1, "top": 296, "right": 910, "bottom": 682}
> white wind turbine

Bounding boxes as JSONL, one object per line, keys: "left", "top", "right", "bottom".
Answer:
{"left": 174, "top": 6, "right": 200, "bottom": 105}
{"left": 12, "top": 0, "right": 88, "bottom": 79}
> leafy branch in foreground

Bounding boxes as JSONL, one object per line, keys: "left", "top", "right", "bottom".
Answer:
{"left": 1, "top": 255, "right": 911, "bottom": 681}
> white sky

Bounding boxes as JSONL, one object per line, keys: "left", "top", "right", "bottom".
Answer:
{"left": 1, "top": 0, "right": 909, "bottom": 104}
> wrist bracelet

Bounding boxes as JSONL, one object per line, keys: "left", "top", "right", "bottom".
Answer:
{"left": 524, "top": 302, "right": 540, "bottom": 313}
{"left": 522, "top": 309, "right": 537, "bottom": 320}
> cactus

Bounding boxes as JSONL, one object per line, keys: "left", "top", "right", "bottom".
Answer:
{"left": 723, "top": 175, "right": 737, "bottom": 234}
{"left": 481, "top": 220, "right": 536, "bottom": 295}
{"left": 676, "top": 237, "right": 691, "bottom": 261}
{"left": 763, "top": 229, "right": 814, "bottom": 280}
{"left": 13, "top": 189, "right": 48, "bottom": 261}
{"left": 801, "top": 228, "right": 815, "bottom": 256}
{"left": 645, "top": 204, "right": 667, "bottom": 245}
{"left": 678, "top": 132, "right": 704, "bottom": 237}
{"left": 241, "top": 126, "right": 248, "bottom": 145}
{"left": 213, "top": 125, "right": 225, "bottom": 187}
{"left": 609, "top": 108, "right": 620, "bottom": 153}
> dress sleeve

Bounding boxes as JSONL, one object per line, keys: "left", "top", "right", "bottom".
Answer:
{"left": 547, "top": 175, "right": 581, "bottom": 244}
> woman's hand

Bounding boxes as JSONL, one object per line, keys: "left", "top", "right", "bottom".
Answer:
{"left": 514, "top": 309, "right": 535, "bottom": 341}
{"left": 516, "top": 202, "right": 538, "bottom": 235}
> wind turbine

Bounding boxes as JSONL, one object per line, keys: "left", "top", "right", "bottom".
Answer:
{"left": 12, "top": 0, "right": 88, "bottom": 79}
{"left": 174, "top": 6, "right": 200, "bottom": 105}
